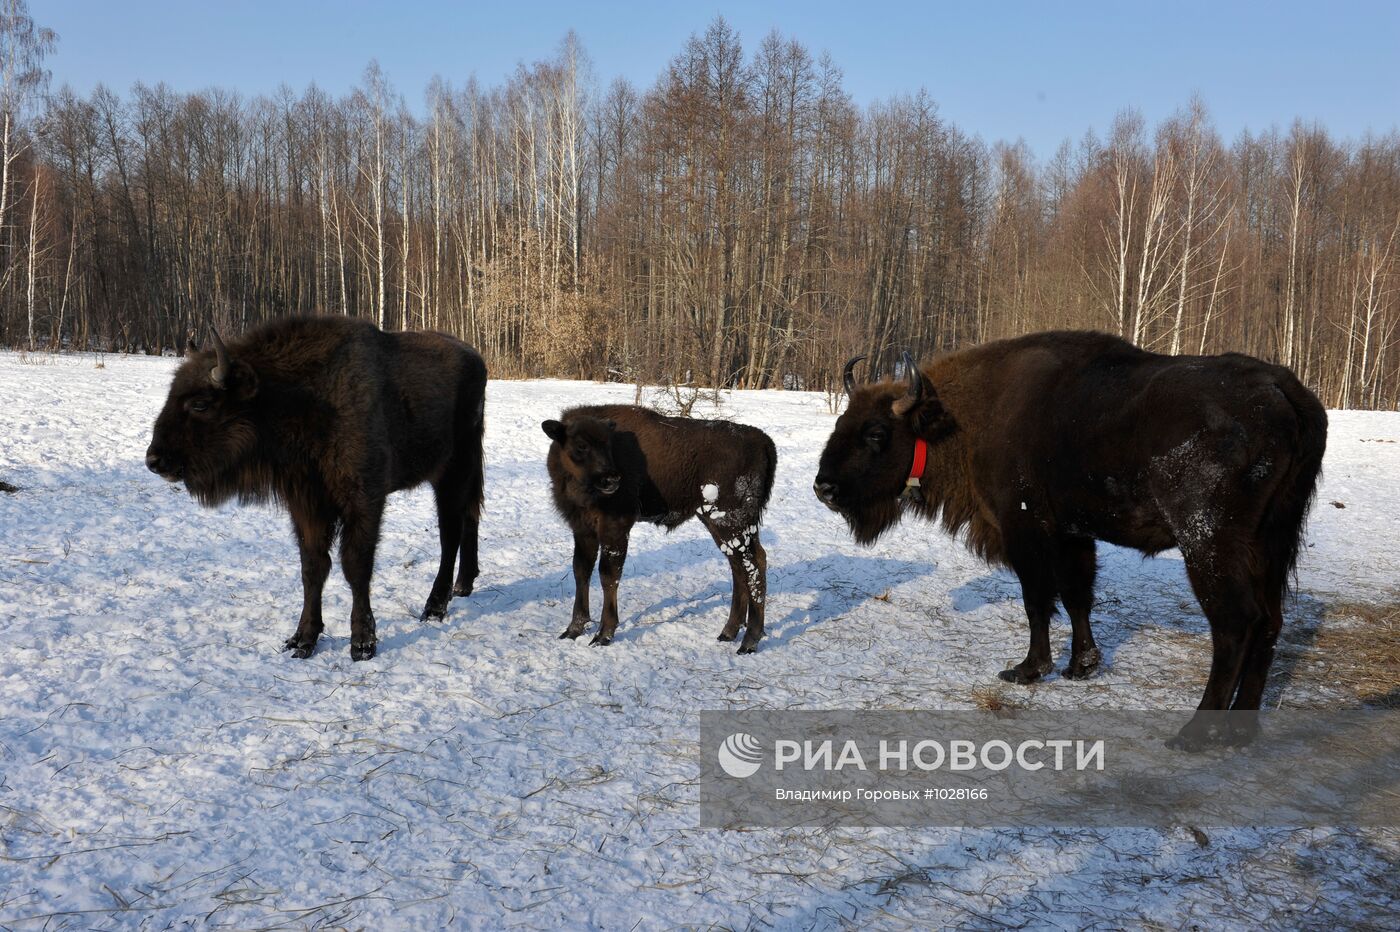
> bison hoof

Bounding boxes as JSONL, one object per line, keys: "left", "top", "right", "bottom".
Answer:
{"left": 559, "top": 627, "right": 585, "bottom": 640}
{"left": 421, "top": 602, "right": 447, "bottom": 622}
{"left": 1169, "top": 714, "right": 1258, "bottom": 752}
{"left": 283, "top": 636, "right": 317, "bottom": 659}
{"left": 350, "top": 640, "right": 377, "bottom": 662}
{"left": 452, "top": 580, "right": 475, "bottom": 598}
{"left": 1224, "top": 714, "right": 1260, "bottom": 747}
{"left": 1166, "top": 730, "right": 1213, "bottom": 753}
{"left": 717, "top": 632, "right": 737, "bottom": 642}
{"left": 1063, "top": 648, "right": 1102, "bottom": 680}
{"left": 737, "top": 641, "right": 759, "bottom": 655}
{"left": 589, "top": 633, "right": 613, "bottom": 647}
{"left": 998, "top": 660, "right": 1052, "bottom": 685}
{"left": 1167, "top": 718, "right": 1233, "bottom": 752}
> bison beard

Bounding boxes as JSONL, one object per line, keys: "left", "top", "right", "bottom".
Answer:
{"left": 145, "top": 316, "right": 487, "bottom": 661}
{"left": 840, "top": 495, "right": 904, "bottom": 548}
{"left": 815, "top": 332, "right": 1327, "bottom": 751}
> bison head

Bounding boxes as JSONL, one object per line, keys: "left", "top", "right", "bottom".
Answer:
{"left": 543, "top": 415, "right": 623, "bottom": 499}
{"left": 814, "top": 352, "right": 955, "bottom": 544}
{"left": 145, "top": 329, "right": 261, "bottom": 505}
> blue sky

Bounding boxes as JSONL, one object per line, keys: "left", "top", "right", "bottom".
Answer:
{"left": 33, "top": 0, "right": 1400, "bottom": 158}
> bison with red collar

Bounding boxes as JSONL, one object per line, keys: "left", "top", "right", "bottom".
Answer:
{"left": 543, "top": 406, "right": 777, "bottom": 653}
{"left": 814, "top": 332, "right": 1326, "bottom": 750}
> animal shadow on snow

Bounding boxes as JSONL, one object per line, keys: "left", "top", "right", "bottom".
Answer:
{"left": 440, "top": 526, "right": 927, "bottom": 651}
{"left": 1264, "top": 591, "right": 1376, "bottom": 707}
{"left": 628, "top": 541, "right": 929, "bottom": 650}
{"left": 424, "top": 531, "right": 772, "bottom": 639}
{"left": 811, "top": 823, "right": 1399, "bottom": 930}
{"left": 948, "top": 570, "right": 1021, "bottom": 612}
{"left": 948, "top": 546, "right": 1218, "bottom": 676}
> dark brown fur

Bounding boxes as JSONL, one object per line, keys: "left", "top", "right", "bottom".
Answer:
{"left": 815, "top": 331, "right": 1327, "bottom": 749}
{"left": 146, "top": 316, "right": 487, "bottom": 661}
{"left": 542, "top": 405, "right": 777, "bottom": 653}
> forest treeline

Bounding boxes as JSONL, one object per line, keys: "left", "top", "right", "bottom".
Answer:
{"left": 2, "top": 12, "right": 1398, "bottom": 407}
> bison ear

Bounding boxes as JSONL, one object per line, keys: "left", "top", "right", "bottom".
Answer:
{"left": 542, "top": 420, "right": 567, "bottom": 443}
{"left": 215, "top": 360, "right": 259, "bottom": 401}
{"left": 891, "top": 367, "right": 953, "bottom": 439}
{"left": 910, "top": 396, "right": 955, "bottom": 439}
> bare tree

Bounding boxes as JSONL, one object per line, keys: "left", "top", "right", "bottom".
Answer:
{"left": 4, "top": 16, "right": 1400, "bottom": 409}
{"left": 0, "top": 0, "right": 55, "bottom": 330}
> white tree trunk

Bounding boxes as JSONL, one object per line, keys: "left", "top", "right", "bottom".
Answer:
{"left": 26, "top": 170, "right": 38, "bottom": 349}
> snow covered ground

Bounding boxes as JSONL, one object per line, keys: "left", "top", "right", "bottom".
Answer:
{"left": 1, "top": 349, "right": 1397, "bottom": 929}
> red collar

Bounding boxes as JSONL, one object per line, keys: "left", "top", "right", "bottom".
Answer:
{"left": 906, "top": 437, "right": 928, "bottom": 491}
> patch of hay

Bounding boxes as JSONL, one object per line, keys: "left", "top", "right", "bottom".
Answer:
{"left": 1314, "top": 599, "right": 1400, "bottom": 707}
{"left": 970, "top": 685, "right": 1025, "bottom": 713}
{"left": 1277, "top": 597, "right": 1400, "bottom": 708}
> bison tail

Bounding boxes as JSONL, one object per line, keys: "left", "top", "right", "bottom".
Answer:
{"left": 465, "top": 409, "right": 485, "bottom": 522}
{"left": 463, "top": 369, "right": 487, "bottom": 522}
{"left": 754, "top": 431, "right": 778, "bottom": 518}
{"left": 1260, "top": 378, "right": 1328, "bottom": 603}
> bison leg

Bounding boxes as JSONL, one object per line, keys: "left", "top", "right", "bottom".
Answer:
{"left": 453, "top": 511, "right": 480, "bottom": 598}
{"left": 736, "top": 538, "right": 767, "bottom": 655}
{"left": 1224, "top": 554, "right": 1290, "bottom": 750}
{"left": 1229, "top": 590, "right": 1283, "bottom": 719}
{"left": 703, "top": 519, "right": 751, "bottom": 644}
{"left": 284, "top": 508, "right": 333, "bottom": 659}
{"left": 715, "top": 554, "right": 748, "bottom": 643}
{"left": 423, "top": 485, "right": 465, "bottom": 620}
{"left": 340, "top": 503, "right": 383, "bottom": 661}
{"left": 592, "top": 526, "right": 630, "bottom": 646}
{"left": 1054, "top": 537, "right": 1101, "bottom": 679}
{"left": 999, "top": 537, "right": 1057, "bottom": 685}
{"left": 560, "top": 529, "right": 598, "bottom": 640}
{"left": 1170, "top": 547, "right": 1260, "bottom": 751}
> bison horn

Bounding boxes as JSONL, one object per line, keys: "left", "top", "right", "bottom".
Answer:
{"left": 210, "top": 327, "right": 231, "bottom": 388}
{"left": 842, "top": 355, "right": 867, "bottom": 398}
{"left": 893, "top": 350, "right": 924, "bottom": 415}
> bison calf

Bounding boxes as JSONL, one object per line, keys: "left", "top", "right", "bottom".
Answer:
{"left": 815, "top": 332, "right": 1326, "bottom": 750}
{"left": 542, "top": 406, "right": 777, "bottom": 653}
{"left": 146, "top": 316, "right": 486, "bottom": 661}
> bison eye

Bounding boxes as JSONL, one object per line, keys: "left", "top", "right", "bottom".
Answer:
{"left": 188, "top": 398, "right": 211, "bottom": 413}
{"left": 864, "top": 425, "right": 889, "bottom": 452}
{"left": 568, "top": 449, "right": 587, "bottom": 466}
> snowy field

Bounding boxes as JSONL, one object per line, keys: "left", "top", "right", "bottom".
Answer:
{"left": 1, "top": 349, "right": 1397, "bottom": 930}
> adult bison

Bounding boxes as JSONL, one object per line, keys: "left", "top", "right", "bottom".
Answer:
{"left": 542, "top": 406, "right": 777, "bottom": 653}
{"left": 814, "top": 331, "right": 1326, "bottom": 749}
{"left": 145, "top": 316, "right": 486, "bottom": 661}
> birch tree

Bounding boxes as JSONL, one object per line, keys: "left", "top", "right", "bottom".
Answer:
{"left": 0, "top": 0, "right": 54, "bottom": 316}
{"left": 5, "top": 18, "right": 1400, "bottom": 408}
